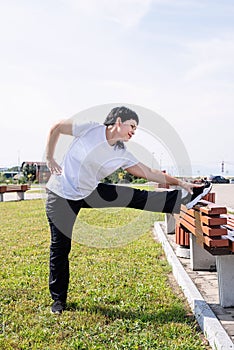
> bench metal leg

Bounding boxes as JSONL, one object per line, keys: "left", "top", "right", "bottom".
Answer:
{"left": 216, "top": 255, "right": 234, "bottom": 307}
{"left": 16, "top": 192, "right": 25, "bottom": 200}
{"left": 190, "top": 233, "right": 216, "bottom": 271}
{"left": 0, "top": 193, "right": 3, "bottom": 202}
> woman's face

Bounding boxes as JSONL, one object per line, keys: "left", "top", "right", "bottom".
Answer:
{"left": 118, "top": 118, "right": 138, "bottom": 142}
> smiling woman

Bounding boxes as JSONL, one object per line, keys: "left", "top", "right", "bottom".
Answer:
{"left": 44, "top": 105, "right": 209, "bottom": 315}
{"left": 105, "top": 119, "right": 138, "bottom": 144}
{"left": 104, "top": 106, "right": 139, "bottom": 146}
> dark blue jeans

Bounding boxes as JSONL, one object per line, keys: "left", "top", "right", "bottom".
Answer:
{"left": 46, "top": 183, "right": 181, "bottom": 302}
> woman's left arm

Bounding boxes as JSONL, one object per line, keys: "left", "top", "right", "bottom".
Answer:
{"left": 125, "top": 162, "right": 200, "bottom": 193}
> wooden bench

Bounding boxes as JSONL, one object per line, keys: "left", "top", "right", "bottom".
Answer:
{"left": 0, "top": 184, "right": 30, "bottom": 202}
{"left": 166, "top": 192, "right": 234, "bottom": 307}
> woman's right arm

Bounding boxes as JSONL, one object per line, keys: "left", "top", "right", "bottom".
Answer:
{"left": 46, "top": 119, "right": 73, "bottom": 174}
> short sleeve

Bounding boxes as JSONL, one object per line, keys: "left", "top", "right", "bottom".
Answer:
{"left": 72, "top": 121, "right": 99, "bottom": 138}
{"left": 121, "top": 150, "right": 139, "bottom": 169}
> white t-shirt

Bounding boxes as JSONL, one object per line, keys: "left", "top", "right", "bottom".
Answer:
{"left": 46, "top": 122, "right": 139, "bottom": 200}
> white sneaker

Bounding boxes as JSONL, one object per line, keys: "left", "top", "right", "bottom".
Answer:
{"left": 181, "top": 182, "right": 212, "bottom": 209}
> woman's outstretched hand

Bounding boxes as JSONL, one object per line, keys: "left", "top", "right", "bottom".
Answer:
{"left": 178, "top": 180, "right": 203, "bottom": 194}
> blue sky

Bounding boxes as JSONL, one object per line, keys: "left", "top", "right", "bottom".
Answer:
{"left": 1, "top": 0, "right": 234, "bottom": 176}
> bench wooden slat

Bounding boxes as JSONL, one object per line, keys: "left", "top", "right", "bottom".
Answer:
{"left": 180, "top": 205, "right": 197, "bottom": 218}
{"left": 0, "top": 185, "right": 29, "bottom": 193}
{"left": 180, "top": 217, "right": 204, "bottom": 245}
{"left": 176, "top": 197, "right": 234, "bottom": 256}
{"left": 203, "top": 235, "right": 229, "bottom": 248}
{"left": 175, "top": 225, "right": 189, "bottom": 246}
{"left": 180, "top": 216, "right": 229, "bottom": 249}
{"left": 0, "top": 186, "right": 7, "bottom": 193}
{"left": 195, "top": 200, "right": 227, "bottom": 215}
{"left": 201, "top": 215, "right": 227, "bottom": 226}
{"left": 202, "top": 225, "right": 227, "bottom": 237}
{"left": 0, "top": 185, "right": 30, "bottom": 202}
{"left": 180, "top": 208, "right": 227, "bottom": 237}
{"left": 180, "top": 204, "right": 227, "bottom": 225}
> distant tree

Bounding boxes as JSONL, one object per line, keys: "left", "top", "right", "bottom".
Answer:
{"left": 102, "top": 169, "right": 121, "bottom": 184}
{"left": 22, "top": 163, "right": 36, "bottom": 182}
{"left": 102, "top": 168, "right": 146, "bottom": 184}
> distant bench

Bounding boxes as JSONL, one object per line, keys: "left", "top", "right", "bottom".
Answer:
{"left": 0, "top": 184, "right": 30, "bottom": 202}
{"left": 165, "top": 193, "right": 234, "bottom": 307}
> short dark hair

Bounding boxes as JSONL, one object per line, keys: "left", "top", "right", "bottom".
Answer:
{"left": 103, "top": 106, "right": 139, "bottom": 126}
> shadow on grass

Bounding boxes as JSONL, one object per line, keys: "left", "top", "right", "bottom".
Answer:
{"left": 66, "top": 301, "right": 189, "bottom": 324}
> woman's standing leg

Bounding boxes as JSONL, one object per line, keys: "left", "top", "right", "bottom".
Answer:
{"left": 47, "top": 217, "right": 71, "bottom": 303}
{"left": 46, "top": 190, "right": 83, "bottom": 312}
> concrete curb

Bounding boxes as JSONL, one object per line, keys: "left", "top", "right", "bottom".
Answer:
{"left": 153, "top": 222, "right": 234, "bottom": 350}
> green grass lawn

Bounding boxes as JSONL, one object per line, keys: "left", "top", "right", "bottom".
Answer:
{"left": 0, "top": 199, "right": 209, "bottom": 349}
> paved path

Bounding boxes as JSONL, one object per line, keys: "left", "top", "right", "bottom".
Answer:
{"left": 167, "top": 229, "right": 234, "bottom": 345}
{"left": 155, "top": 223, "right": 234, "bottom": 349}
{"left": 211, "top": 184, "right": 234, "bottom": 210}
{"left": 154, "top": 185, "right": 234, "bottom": 348}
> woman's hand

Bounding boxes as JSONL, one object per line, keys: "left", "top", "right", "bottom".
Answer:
{"left": 45, "top": 119, "right": 73, "bottom": 176}
{"left": 47, "top": 158, "right": 62, "bottom": 175}
{"left": 178, "top": 180, "right": 203, "bottom": 194}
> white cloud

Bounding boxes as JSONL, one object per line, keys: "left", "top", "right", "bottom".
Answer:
{"left": 183, "top": 37, "right": 234, "bottom": 82}
{"left": 66, "top": 0, "right": 152, "bottom": 27}
{"left": 95, "top": 79, "right": 154, "bottom": 98}
{"left": 0, "top": 0, "right": 234, "bottom": 173}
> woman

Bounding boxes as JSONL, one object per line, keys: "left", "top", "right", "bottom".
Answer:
{"left": 46, "top": 106, "right": 211, "bottom": 314}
